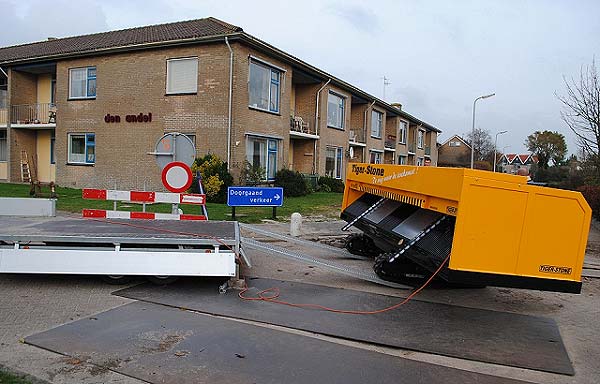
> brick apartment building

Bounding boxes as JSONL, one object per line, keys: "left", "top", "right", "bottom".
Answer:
{"left": 0, "top": 17, "right": 440, "bottom": 191}
{"left": 437, "top": 134, "right": 471, "bottom": 168}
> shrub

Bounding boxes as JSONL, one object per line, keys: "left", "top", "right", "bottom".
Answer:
{"left": 578, "top": 185, "right": 600, "bottom": 219}
{"left": 274, "top": 169, "right": 310, "bottom": 197}
{"left": 533, "top": 166, "right": 569, "bottom": 183}
{"left": 238, "top": 161, "right": 266, "bottom": 186}
{"left": 190, "top": 154, "right": 233, "bottom": 203}
{"left": 318, "top": 176, "right": 345, "bottom": 193}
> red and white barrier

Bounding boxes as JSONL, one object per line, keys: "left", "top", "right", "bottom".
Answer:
{"left": 83, "top": 209, "right": 206, "bottom": 221}
{"left": 83, "top": 189, "right": 205, "bottom": 205}
{"left": 82, "top": 188, "right": 207, "bottom": 221}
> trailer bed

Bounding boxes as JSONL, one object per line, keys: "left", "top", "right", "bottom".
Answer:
{"left": 0, "top": 216, "right": 242, "bottom": 278}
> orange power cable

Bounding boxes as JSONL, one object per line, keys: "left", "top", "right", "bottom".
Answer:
{"left": 238, "top": 253, "right": 451, "bottom": 315}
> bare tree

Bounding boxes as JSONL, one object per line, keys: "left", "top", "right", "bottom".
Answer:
{"left": 557, "top": 59, "right": 600, "bottom": 177}
{"left": 464, "top": 127, "right": 494, "bottom": 163}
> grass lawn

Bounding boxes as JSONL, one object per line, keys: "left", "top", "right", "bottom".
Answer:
{"left": 0, "top": 369, "right": 32, "bottom": 384}
{"left": 0, "top": 183, "right": 343, "bottom": 223}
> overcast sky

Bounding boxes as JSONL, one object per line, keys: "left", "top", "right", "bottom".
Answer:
{"left": 3, "top": 0, "right": 599, "bottom": 154}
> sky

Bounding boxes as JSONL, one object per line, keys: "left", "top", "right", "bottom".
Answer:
{"left": 2, "top": 0, "right": 599, "bottom": 155}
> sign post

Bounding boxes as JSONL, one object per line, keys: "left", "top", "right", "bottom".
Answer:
{"left": 227, "top": 186, "right": 284, "bottom": 220}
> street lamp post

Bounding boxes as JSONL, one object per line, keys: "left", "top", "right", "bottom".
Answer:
{"left": 497, "top": 145, "right": 510, "bottom": 173}
{"left": 493, "top": 130, "right": 508, "bottom": 172}
{"left": 470, "top": 93, "right": 496, "bottom": 169}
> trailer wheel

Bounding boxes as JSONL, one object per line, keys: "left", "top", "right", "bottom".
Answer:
{"left": 101, "top": 275, "right": 132, "bottom": 285}
{"left": 147, "top": 276, "right": 179, "bottom": 285}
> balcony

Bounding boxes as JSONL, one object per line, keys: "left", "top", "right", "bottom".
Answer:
{"left": 0, "top": 108, "right": 6, "bottom": 126}
{"left": 349, "top": 128, "right": 366, "bottom": 146}
{"left": 11, "top": 103, "right": 56, "bottom": 126}
{"left": 384, "top": 135, "right": 396, "bottom": 151}
{"left": 290, "top": 115, "right": 318, "bottom": 138}
{"left": 408, "top": 143, "right": 416, "bottom": 154}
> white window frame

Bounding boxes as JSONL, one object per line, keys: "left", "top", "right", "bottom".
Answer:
{"left": 398, "top": 120, "right": 407, "bottom": 144}
{"left": 371, "top": 110, "right": 383, "bottom": 139}
{"left": 369, "top": 149, "right": 383, "bottom": 164}
{"left": 416, "top": 157, "right": 425, "bottom": 166}
{"left": 327, "top": 92, "right": 345, "bottom": 129}
{"left": 0, "top": 129, "right": 7, "bottom": 162}
{"left": 398, "top": 154, "right": 407, "bottom": 165}
{"left": 325, "top": 146, "right": 344, "bottom": 179}
{"left": 417, "top": 129, "right": 425, "bottom": 149}
{"left": 246, "top": 135, "right": 279, "bottom": 180}
{"left": 166, "top": 57, "right": 199, "bottom": 95}
{"left": 69, "top": 67, "right": 96, "bottom": 99}
{"left": 248, "top": 59, "right": 281, "bottom": 113}
{"left": 67, "top": 133, "right": 95, "bottom": 165}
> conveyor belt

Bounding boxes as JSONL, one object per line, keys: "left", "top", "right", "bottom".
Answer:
{"left": 342, "top": 193, "right": 455, "bottom": 278}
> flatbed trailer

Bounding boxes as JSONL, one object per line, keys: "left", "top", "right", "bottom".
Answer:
{"left": 0, "top": 216, "right": 246, "bottom": 280}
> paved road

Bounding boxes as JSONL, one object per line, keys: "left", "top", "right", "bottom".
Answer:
{"left": 0, "top": 219, "right": 599, "bottom": 383}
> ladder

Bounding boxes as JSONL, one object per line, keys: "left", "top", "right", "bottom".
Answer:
{"left": 20, "top": 150, "right": 31, "bottom": 183}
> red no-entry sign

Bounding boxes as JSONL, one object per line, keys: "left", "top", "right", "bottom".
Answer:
{"left": 161, "top": 161, "right": 193, "bottom": 193}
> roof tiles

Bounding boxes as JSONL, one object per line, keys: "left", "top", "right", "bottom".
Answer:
{"left": 0, "top": 17, "right": 242, "bottom": 64}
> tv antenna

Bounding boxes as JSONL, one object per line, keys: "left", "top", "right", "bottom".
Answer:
{"left": 382, "top": 76, "right": 391, "bottom": 100}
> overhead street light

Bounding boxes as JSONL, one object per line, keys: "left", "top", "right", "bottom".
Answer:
{"left": 493, "top": 130, "right": 508, "bottom": 172}
{"left": 470, "top": 93, "right": 496, "bottom": 169}
{"left": 497, "top": 145, "right": 511, "bottom": 173}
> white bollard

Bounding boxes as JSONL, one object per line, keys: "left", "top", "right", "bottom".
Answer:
{"left": 290, "top": 212, "right": 302, "bottom": 237}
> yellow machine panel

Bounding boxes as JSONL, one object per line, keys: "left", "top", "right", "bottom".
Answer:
{"left": 341, "top": 163, "right": 591, "bottom": 293}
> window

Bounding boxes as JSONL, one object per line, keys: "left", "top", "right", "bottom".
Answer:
{"left": 246, "top": 136, "right": 278, "bottom": 180}
{"left": 69, "top": 67, "right": 96, "bottom": 99}
{"left": 449, "top": 140, "right": 461, "bottom": 147}
{"left": 417, "top": 129, "right": 425, "bottom": 149}
{"left": 0, "top": 130, "right": 6, "bottom": 161}
{"left": 327, "top": 92, "right": 345, "bottom": 129}
{"left": 184, "top": 134, "right": 196, "bottom": 148}
{"left": 325, "top": 146, "right": 344, "bottom": 179}
{"left": 371, "top": 110, "right": 383, "bottom": 138}
{"left": 369, "top": 150, "right": 382, "bottom": 164}
{"left": 68, "top": 133, "right": 95, "bottom": 164}
{"left": 50, "top": 131, "right": 55, "bottom": 164}
{"left": 0, "top": 77, "right": 7, "bottom": 108}
{"left": 399, "top": 121, "right": 407, "bottom": 144}
{"left": 416, "top": 157, "right": 425, "bottom": 166}
{"left": 398, "top": 155, "right": 407, "bottom": 165}
{"left": 249, "top": 60, "right": 281, "bottom": 113}
{"left": 51, "top": 77, "right": 56, "bottom": 106}
{"left": 166, "top": 57, "right": 198, "bottom": 94}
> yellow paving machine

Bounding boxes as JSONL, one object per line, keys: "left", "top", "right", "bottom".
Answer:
{"left": 341, "top": 164, "right": 591, "bottom": 293}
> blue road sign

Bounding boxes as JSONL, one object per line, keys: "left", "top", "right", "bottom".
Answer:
{"left": 227, "top": 186, "right": 284, "bottom": 207}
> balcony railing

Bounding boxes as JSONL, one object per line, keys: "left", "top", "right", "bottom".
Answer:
{"left": 349, "top": 128, "right": 365, "bottom": 143}
{"left": 0, "top": 108, "right": 6, "bottom": 125}
{"left": 290, "top": 115, "right": 316, "bottom": 136}
{"left": 385, "top": 134, "right": 396, "bottom": 149}
{"left": 11, "top": 103, "right": 56, "bottom": 125}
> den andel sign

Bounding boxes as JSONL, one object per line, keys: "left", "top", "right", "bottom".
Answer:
{"left": 104, "top": 113, "right": 153, "bottom": 123}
